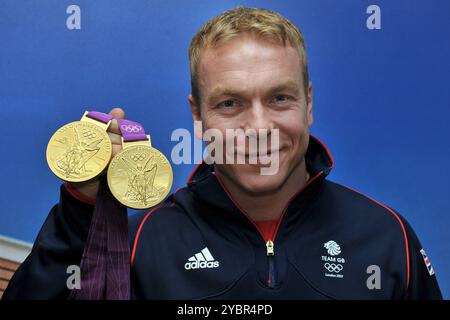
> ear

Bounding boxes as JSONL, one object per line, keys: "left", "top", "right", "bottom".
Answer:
{"left": 188, "top": 94, "right": 203, "bottom": 140}
{"left": 306, "top": 81, "right": 313, "bottom": 129}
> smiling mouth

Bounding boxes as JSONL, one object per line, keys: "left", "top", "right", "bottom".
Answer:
{"left": 233, "top": 149, "right": 282, "bottom": 167}
{"left": 236, "top": 148, "right": 282, "bottom": 157}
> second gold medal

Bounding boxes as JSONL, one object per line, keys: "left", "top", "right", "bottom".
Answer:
{"left": 107, "top": 119, "right": 173, "bottom": 209}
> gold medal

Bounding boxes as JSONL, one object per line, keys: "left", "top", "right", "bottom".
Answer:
{"left": 46, "top": 111, "right": 112, "bottom": 182}
{"left": 107, "top": 135, "right": 173, "bottom": 209}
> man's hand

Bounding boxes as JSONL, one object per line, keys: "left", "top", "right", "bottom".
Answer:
{"left": 68, "top": 107, "right": 125, "bottom": 200}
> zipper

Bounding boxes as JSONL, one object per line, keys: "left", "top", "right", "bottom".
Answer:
{"left": 266, "top": 240, "right": 274, "bottom": 255}
{"left": 266, "top": 240, "right": 276, "bottom": 288}
{"left": 214, "top": 169, "right": 325, "bottom": 289}
{"left": 262, "top": 171, "right": 324, "bottom": 288}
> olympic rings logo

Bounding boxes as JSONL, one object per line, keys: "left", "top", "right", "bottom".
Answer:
{"left": 324, "top": 263, "right": 343, "bottom": 273}
{"left": 121, "top": 124, "right": 143, "bottom": 133}
{"left": 82, "top": 129, "right": 97, "bottom": 139}
{"left": 131, "top": 153, "right": 147, "bottom": 161}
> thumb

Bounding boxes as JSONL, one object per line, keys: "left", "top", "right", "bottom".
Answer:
{"left": 109, "top": 107, "right": 125, "bottom": 119}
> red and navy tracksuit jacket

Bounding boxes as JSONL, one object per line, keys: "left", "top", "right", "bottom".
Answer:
{"left": 3, "top": 135, "right": 442, "bottom": 299}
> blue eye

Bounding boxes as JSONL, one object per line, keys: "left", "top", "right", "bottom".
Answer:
{"left": 218, "top": 100, "right": 236, "bottom": 108}
{"left": 274, "top": 95, "right": 288, "bottom": 102}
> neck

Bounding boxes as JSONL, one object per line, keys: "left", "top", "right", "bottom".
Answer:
{"left": 215, "top": 159, "right": 310, "bottom": 222}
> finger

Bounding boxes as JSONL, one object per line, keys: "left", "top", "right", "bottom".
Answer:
{"left": 108, "top": 119, "right": 121, "bottom": 135}
{"left": 108, "top": 131, "right": 122, "bottom": 145}
{"left": 109, "top": 107, "right": 125, "bottom": 119}
{"left": 107, "top": 108, "right": 125, "bottom": 135}
{"left": 112, "top": 144, "right": 123, "bottom": 157}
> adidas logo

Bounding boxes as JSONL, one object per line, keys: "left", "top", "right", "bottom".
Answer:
{"left": 184, "top": 247, "right": 220, "bottom": 270}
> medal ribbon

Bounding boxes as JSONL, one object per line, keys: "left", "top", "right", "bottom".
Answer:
{"left": 86, "top": 111, "right": 114, "bottom": 124}
{"left": 69, "top": 112, "right": 145, "bottom": 300}
{"left": 117, "top": 119, "right": 148, "bottom": 142}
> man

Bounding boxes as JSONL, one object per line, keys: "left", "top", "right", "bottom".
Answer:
{"left": 3, "top": 7, "right": 442, "bottom": 299}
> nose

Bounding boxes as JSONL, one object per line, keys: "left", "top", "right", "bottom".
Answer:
{"left": 242, "top": 100, "right": 274, "bottom": 133}
{"left": 239, "top": 101, "right": 276, "bottom": 154}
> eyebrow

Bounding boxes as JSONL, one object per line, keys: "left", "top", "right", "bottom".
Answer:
{"left": 207, "top": 86, "right": 241, "bottom": 104}
{"left": 267, "top": 80, "right": 301, "bottom": 95}
{"left": 207, "top": 80, "right": 301, "bottom": 104}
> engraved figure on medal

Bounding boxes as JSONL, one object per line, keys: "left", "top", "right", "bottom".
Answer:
{"left": 120, "top": 152, "right": 163, "bottom": 206}
{"left": 55, "top": 126, "right": 104, "bottom": 178}
{"left": 47, "top": 119, "right": 112, "bottom": 182}
{"left": 108, "top": 145, "right": 173, "bottom": 209}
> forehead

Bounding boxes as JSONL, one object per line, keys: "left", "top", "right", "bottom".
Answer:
{"left": 198, "top": 35, "right": 303, "bottom": 93}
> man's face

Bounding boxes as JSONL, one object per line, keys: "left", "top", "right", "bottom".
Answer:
{"left": 189, "top": 34, "right": 313, "bottom": 195}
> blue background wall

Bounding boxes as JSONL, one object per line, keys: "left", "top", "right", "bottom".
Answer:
{"left": 0, "top": 0, "right": 449, "bottom": 298}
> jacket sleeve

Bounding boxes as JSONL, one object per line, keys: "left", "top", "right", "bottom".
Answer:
{"left": 2, "top": 184, "right": 95, "bottom": 300}
{"left": 400, "top": 216, "right": 443, "bottom": 300}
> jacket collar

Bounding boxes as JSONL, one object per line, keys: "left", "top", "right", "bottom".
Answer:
{"left": 185, "top": 135, "right": 334, "bottom": 239}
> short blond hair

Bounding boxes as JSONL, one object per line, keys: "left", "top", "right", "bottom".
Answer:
{"left": 189, "top": 7, "right": 309, "bottom": 106}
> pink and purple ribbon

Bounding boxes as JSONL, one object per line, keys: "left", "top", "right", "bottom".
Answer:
{"left": 86, "top": 111, "right": 114, "bottom": 124}
{"left": 69, "top": 111, "right": 134, "bottom": 300}
{"left": 117, "top": 119, "right": 148, "bottom": 142}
